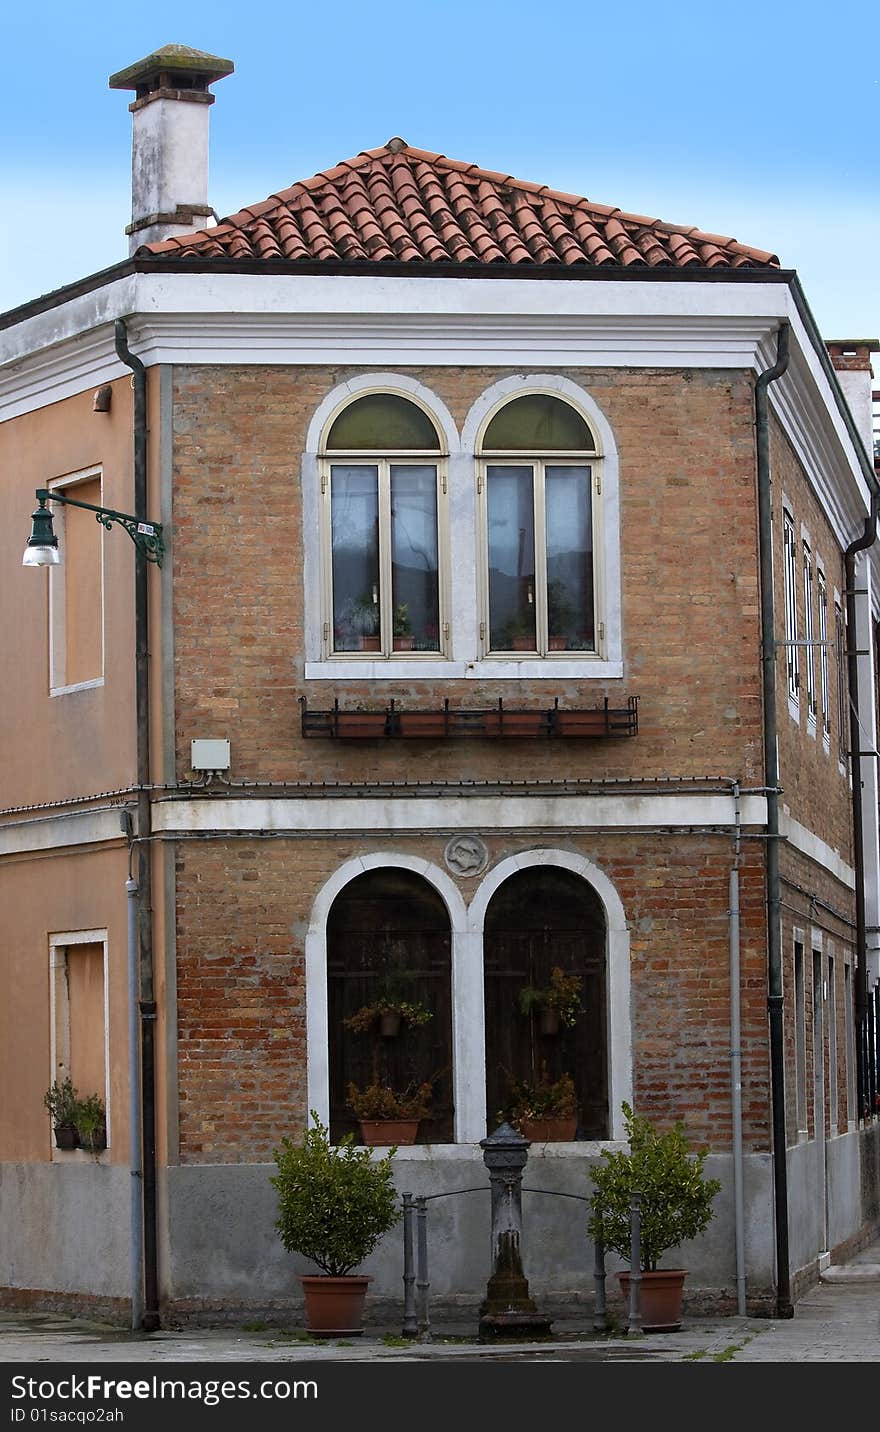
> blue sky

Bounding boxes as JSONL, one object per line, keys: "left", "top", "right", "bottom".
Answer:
{"left": 1, "top": 0, "right": 877, "bottom": 351}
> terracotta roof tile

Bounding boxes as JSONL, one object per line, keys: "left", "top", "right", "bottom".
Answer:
{"left": 140, "top": 141, "right": 781, "bottom": 271}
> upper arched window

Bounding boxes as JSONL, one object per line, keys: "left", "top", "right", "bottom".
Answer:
{"left": 322, "top": 393, "right": 446, "bottom": 658}
{"left": 478, "top": 394, "right": 600, "bottom": 657}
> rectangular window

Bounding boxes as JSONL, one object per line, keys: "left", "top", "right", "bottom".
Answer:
{"left": 783, "top": 511, "right": 799, "bottom": 703}
{"left": 836, "top": 600, "right": 848, "bottom": 764}
{"left": 794, "top": 941, "right": 807, "bottom": 1135}
{"left": 49, "top": 931, "right": 109, "bottom": 1151}
{"left": 818, "top": 569, "right": 830, "bottom": 738}
{"left": 484, "top": 462, "right": 594, "bottom": 655}
{"left": 803, "top": 542, "right": 816, "bottom": 719}
{"left": 813, "top": 949, "right": 824, "bottom": 1138}
{"left": 827, "top": 953, "right": 838, "bottom": 1132}
{"left": 327, "top": 462, "right": 442, "bottom": 656}
{"left": 49, "top": 469, "right": 104, "bottom": 693}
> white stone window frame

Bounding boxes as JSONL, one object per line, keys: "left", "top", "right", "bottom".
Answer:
{"left": 817, "top": 562, "right": 831, "bottom": 751}
{"left": 792, "top": 931, "right": 808, "bottom": 1140}
{"left": 782, "top": 503, "right": 800, "bottom": 721}
{"left": 317, "top": 385, "right": 451, "bottom": 662}
{"left": 305, "top": 848, "right": 632, "bottom": 1146}
{"left": 801, "top": 528, "right": 817, "bottom": 737}
{"left": 48, "top": 465, "right": 105, "bottom": 696}
{"left": 48, "top": 928, "right": 111, "bottom": 1159}
{"left": 834, "top": 589, "right": 848, "bottom": 775}
{"left": 303, "top": 372, "right": 622, "bottom": 680}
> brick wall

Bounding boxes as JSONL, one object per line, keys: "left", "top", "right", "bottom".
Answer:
{"left": 173, "top": 831, "right": 769, "bottom": 1162}
{"left": 171, "top": 364, "right": 764, "bottom": 785}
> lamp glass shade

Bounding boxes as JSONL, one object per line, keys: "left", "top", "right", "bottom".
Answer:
{"left": 23, "top": 543, "right": 61, "bottom": 566}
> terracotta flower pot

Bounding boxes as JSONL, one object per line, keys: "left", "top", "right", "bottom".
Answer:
{"left": 519, "top": 1116, "right": 577, "bottom": 1142}
{"left": 618, "top": 1269, "right": 687, "bottom": 1331}
{"left": 393, "top": 635, "right": 414, "bottom": 650}
{"left": 539, "top": 1007, "right": 561, "bottom": 1036}
{"left": 358, "top": 1119, "right": 419, "bottom": 1145}
{"left": 300, "top": 1274, "right": 372, "bottom": 1336}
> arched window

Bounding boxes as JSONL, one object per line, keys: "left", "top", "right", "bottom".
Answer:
{"left": 483, "top": 866, "right": 608, "bottom": 1138}
{"left": 321, "top": 393, "right": 447, "bottom": 658}
{"left": 327, "top": 868, "right": 454, "bottom": 1143}
{"left": 478, "top": 393, "right": 600, "bottom": 657}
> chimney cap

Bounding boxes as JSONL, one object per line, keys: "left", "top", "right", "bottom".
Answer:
{"left": 109, "top": 43, "right": 233, "bottom": 93}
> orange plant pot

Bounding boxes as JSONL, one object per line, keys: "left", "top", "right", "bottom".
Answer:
{"left": 358, "top": 1119, "right": 419, "bottom": 1145}
{"left": 300, "top": 1275, "right": 371, "bottom": 1335}
{"left": 618, "top": 1269, "right": 687, "bottom": 1331}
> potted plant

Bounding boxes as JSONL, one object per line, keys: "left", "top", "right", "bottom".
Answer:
{"left": 518, "top": 966, "right": 584, "bottom": 1035}
{"left": 74, "top": 1092, "right": 107, "bottom": 1155}
{"left": 343, "top": 996, "right": 432, "bottom": 1040}
{"left": 546, "top": 579, "right": 574, "bottom": 649}
{"left": 587, "top": 1101, "right": 721, "bottom": 1330}
{"left": 503, "top": 1069, "right": 578, "bottom": 1141}
{"left": 271, "top": 1113, "right": 400, "bottom": 1335}
{"left": 503, "top": 615, "right": 536, "bottom": 652}
{"left": 392, "top": 602, "right": 414, "bottom": 650}
{"left": 346, "top": 1080, "right": 434, "bottom": 1146}
{"left": 43, "top": 1077, "right": 79, "bottom": 1150}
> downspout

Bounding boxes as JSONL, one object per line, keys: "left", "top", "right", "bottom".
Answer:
{"left": 844, "top": 493, "right": 879, "bottom": 1121}
{"left": 115, "top": 318, "right": 160, "bottom": 1331}
{"left": 729, "top": 781, "right": 746, "bottom": 1314}
{"left": 755, "top": 321, "right": 793, "bottom": 1317}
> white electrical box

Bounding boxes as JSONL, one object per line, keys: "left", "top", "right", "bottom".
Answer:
{"left": 190, "top": 739, "right": 231, "bottom": 771}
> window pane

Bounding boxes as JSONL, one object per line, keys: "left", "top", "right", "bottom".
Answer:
{"left": 545, "top": 466, "right": 594, "bottom": 651}
{"left": 390, "top": 465, "right": 440, "bottom": 651}
{"left": 487, "top": 466, "right": 536, "bottom": 650}
{"left": 483, "top": 395, "right": 594, "bottom": 451}
{"left": 330, "top": 465, "right": 380, "bottom": 651}
{"left": 327, "top": 394, "right": 440, "bottom": 450}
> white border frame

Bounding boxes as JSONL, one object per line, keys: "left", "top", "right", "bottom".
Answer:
{"left": 48, "top": 928, "right": 111, "bottom": 1156}
{"left": 48, "top": 466, "right": 105, "bottom": 697}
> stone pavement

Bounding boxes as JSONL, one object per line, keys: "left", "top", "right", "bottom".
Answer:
{"left": 1, "top": 1239, "right": 878, "bottom": 1365}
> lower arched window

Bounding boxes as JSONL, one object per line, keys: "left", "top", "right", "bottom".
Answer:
{"left": 327, "top": 868, "right": 453, "bottom": 1143}
{"left": 483, "top": 866, "right": 608, "bottom": 1138}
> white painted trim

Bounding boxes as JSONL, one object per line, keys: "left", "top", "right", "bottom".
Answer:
{"left": 779, "top": 811, "right": 856, "bottom": 889}
{"left": 49, "top": 678, "right": 105, "bottom": 698}
{"left": 304, "top": 657, "right": 626, "bottom": 680}
{"left": 152, "top": 792, "right": 769, "bottom": 835}
{"left": 468, "top": 849, "right": 633, "bottom": 1140}
{"left": 0, "top": 807, "right": 125, "bottom": 858}
{"left": 304, "top": 854, "right": 472, "bottom": 1138}
{"left": 48, "top": 929, "right": 111, "bottom": 1154}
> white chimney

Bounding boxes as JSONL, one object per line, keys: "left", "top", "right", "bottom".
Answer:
{"left": 109, "top": 43, "right": 233, "bottom": 254}
{"left": 825, "top": 339, "right": 880, "bottom": 461}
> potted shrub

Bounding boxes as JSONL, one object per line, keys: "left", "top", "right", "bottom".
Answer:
{"left": 587, "top": 1101, "right": 721, "bottom": 1330}
{"left": 271, "top": 1113, "right": 401, "bottom": 1335}
{"left": 346, "top": 1080, "right": 433, "bottom": 1145}
{"left": 343, "top": 996, "right": 432, "bottom": 1040}
{"left": 43, "top": 1078, "right": 79, "bottom": 1150}
{"left": 503, "top": 1069, "right": 578, "bottom": 1141}
{"left": 74, "top": 1092, "right": 107, "bottom": 1155}
{"left": 518, "top": 966, "right": 584, "bottom": 1035}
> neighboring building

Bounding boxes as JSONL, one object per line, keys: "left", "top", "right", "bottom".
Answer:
{"left": 1, "top": 44, "right": 878, "bottom": 1327}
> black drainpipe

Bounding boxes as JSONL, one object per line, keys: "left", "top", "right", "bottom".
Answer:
{"left": 845, "top": 493, "right": 879, "bottom": 1121}
{"left": 755, "top": 321, "right": 793, "bottom": 1317}
{"left": 114, "top": 318, "right": 160, "bottom": 1332}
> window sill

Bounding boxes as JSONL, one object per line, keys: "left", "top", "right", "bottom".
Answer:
{"left": 305, "top": 658, "right": 624, "bottom": 681}
{"left": 50, "top": 677, "right": 104, "bottom": 698}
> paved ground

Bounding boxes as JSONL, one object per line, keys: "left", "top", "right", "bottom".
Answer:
{"left": 2, "top": 1239, "right": 878, "bottom": 1365}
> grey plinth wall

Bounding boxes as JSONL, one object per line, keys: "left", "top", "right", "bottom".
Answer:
{"left": 0, "top": 1162, "right": 130, "bottom": 1297}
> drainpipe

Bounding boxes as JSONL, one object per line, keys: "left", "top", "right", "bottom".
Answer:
{"left": 729, "top": 781, "right": 746, "bottom": 1315}
{"left": 845, "top": 494, "right": 879, "bottom": 1121}
{"left": 755, "top": 321, "right": 793, "bottom": 1317}
{"left": 114, "top": 318, "right": 160, "bottom": 1331}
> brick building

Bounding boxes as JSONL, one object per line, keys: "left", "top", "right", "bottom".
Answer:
{"left": 1, "top": 44, "right": 878, "bottom": 1326}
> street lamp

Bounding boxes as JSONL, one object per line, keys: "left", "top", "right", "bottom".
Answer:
{"left": 23, "top": 488, "right": 164, "bottom": 567}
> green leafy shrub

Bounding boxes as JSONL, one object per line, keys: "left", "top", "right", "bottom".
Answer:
{"left": 343, "top": 999, "right": 432, "bottom": 1035}
{"left": 43, "top": 1078, "right": 78, "bottom": 1127}
{"left": 517, "top": 967, "right": 584, "bottom": 1027}
{"left": 587, "top": 1102, "right": 721, "bottom": 1271}
{"left": 74, "top": 1092, "right": 106, "bottom": 1153}
{"left": 271, "top": 1114, "right": 401, "bottom": 1276}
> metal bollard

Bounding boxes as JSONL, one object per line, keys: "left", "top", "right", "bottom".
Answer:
{"left": 627, "top": 1191, "right": 642, "bottom": 1334}
{"left": 592, "top": 1238, "right": 608, "bottom": 1332}
{"left": 401, "top": 1193, "right": 417, "bottom": 1338}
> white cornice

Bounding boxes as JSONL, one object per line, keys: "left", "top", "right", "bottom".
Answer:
{"left": 0, "top": 272, "right": 872, "bottom": 598}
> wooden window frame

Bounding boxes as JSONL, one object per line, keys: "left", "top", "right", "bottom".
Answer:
{"left": 48, "top": 466, "right": 105, "bottom": 696}
{"left": 48, "top": 929, "right": 111, "bottom": 1157}
{"left": 802, "top": 540, "right": 817, "bottom": 722}
{"left": 782, "top": 510, "right": 799, "bottom": 707}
